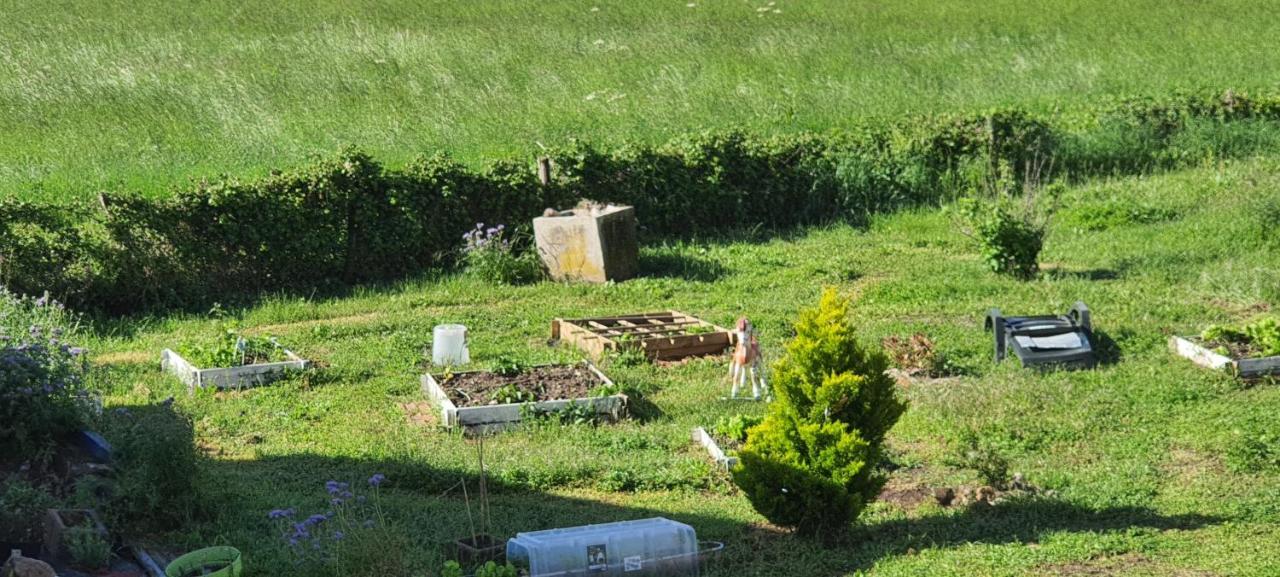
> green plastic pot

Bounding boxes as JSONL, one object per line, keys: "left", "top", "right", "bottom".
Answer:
{"left": 164, "top": 546, "right": 242, "bottom": 577}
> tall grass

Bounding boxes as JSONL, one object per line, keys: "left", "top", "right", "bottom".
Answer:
{"left": 4, "top": 0, "right": 1280, "bottom": 200}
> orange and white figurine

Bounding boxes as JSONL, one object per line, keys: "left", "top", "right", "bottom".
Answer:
{"left": 729, "top": 317, "right": 769, "bottom": 400}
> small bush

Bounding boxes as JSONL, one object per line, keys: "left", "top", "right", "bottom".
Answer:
{"left": 0, "top": 476, "right": 59, "bottom": 542}
{"left": 0, "top": 291, "right": 91, "bottom": 453}
{"left": 65, "top": 521, "right": 112, "bottom": 570}
{"left": 99, "top": 402, "right": 206, "bottom": 533}
{"left": 461, "top": 223, "right": 543, "bottom": 285}
{"left": 954, "top": 159, "right": 1060, "bottom": 279}
{"left": 732, "top": 289, "right": 906, "bottom": 537}
{"left": 946, "top": 429, "right": 1012, "bottom": 488}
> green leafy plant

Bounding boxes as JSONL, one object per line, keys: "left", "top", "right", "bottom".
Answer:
{"left": 491, "top": 355, "right": 529, "bottom": 377}
{"left": 180, "top": 325, "right": 288, "bottom": 368}
{"left": 1202, "top": 317, "right": 1280, "bottom": 358}
{"left": 474, "top": 561, "right": 519, "bottom": 577}
{"left": 1227, "top": 421, "right": 1280, "bottom": 473}
{"left": 714, "top": 414, "right": 763, "bottom": 444}
{"left": 522, "top": 400, "right": 599, "bottom": 427}
{"left": 64, "top": 521, "right": 111, "bottom": 570}
{"left": 0, "top": 476, "right": 58, "bottom": 542}
{"left": 489, "top": 383, "right": 536, "bottom": 405}
{"left": 945, "top": 429, "right": 1012, "bottom": 488}
{"left": 953, "top": 156, "right": 1060, "bottom": 279}
{"left": 588, "top": 382, "right": 622, "bottom": 398}
{"left": 732, "top": 289, "right": 907, "bottom": 538}
{"left": 442, "top": 560, "right": 519, "bottom": 577}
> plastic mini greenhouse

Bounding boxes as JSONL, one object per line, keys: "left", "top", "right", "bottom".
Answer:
{"left": 506, "top": 518, "right": 720, "bottom": 576}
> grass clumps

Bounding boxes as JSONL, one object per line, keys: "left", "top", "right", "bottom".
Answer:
{"left": 732, "top": 289, "right": 906, "bottom": 538}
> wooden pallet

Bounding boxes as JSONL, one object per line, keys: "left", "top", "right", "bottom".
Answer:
{"left": 551, "top": 311, "right": 734, "bottom": 361}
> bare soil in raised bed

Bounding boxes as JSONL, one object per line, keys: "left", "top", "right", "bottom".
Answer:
{"left": 441, "top": 365, "right": 603, "bottom": 407}
{"left": 1194, "top": 336, "right": 1266, "bottom": 359}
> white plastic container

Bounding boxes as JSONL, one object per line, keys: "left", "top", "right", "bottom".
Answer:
{"left": 506, "top": 517, "right": 698, "bottom": 576}
{"left": 431, "top": 324, "right": 470, "bottom": 366}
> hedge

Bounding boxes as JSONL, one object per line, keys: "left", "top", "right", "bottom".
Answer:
{"left": 2, "top": 90, "right": 1279, "bottom": 313}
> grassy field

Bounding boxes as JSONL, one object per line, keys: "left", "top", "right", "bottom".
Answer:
{"left": 80, "top": 157, "right": 1280, "bottom": 576}
{"left": 5, "top": 0, "right": 1280, "bottom": 200}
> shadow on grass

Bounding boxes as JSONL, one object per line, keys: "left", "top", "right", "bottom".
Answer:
{"left": 95, "top": 401, "right": 1223, "bottom": 577}
{"left": 638, "top": 251, "right": 730, "bottom": 282}
{"left": 1091, "top": 328, "right": 1124, "bottom": 366}
{"left": 708, "top": 499, "right": 1222, "bottom": 576}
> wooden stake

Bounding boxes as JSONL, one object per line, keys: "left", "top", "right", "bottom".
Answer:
{"left": 538, "top": 157, "right": 552, "bottom": 185}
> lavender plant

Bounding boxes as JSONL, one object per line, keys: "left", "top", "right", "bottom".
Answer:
{"left": 269, "top": 474, "right": 406, "bottom": 577}
{"left": 0, "top": 289, "right": 90, "bottom": 451}
{"left": 461, "top": 223, "right": 543, "bottom": 285}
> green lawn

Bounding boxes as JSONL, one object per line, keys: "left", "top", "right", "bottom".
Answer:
{"left": 83, "top": 158, "right": 1280, "bottom": 576}
{"left": 5, "top": 0, "right": 1280, "bottom": 199}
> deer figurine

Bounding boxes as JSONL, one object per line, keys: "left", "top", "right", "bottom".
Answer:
{"left": 729, "top": 317, "right": 769, "bottom": 400}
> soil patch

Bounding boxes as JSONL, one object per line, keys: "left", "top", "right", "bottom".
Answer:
{"left": 400, "top": 401, "right": 438, "bottom": 427}
{"left": 441, "top": 365, "right": 605, "bottom": 407}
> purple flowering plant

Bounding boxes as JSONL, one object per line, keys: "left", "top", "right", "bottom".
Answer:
{"left": 0, "top": 289, "right": 90, "bottom": 450}
{"left": 460, "top": 223, "right": 543, "bottom": 285}
{"left": 269, "top": 474, "right": 391, "bottom": 574}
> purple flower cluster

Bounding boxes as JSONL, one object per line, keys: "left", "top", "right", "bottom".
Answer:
{"left": 268, "top": 474, "right": 389, "bottom": 566}
{"left": 0, "top": 334, "right": 86, "bottom": 399}
{"left": 462, "top": 223, "right": 509, "bottom": 253}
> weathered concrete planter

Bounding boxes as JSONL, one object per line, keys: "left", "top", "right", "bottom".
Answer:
{"left": 161, "top": 349, "right": 309, "bottom": 392}
{"left": 421, "top": 362, "right": 626, "bottom": 432}
{"left": 691, "top": 427, "right": 738, "bottom": 471}
{"left": 43, "top": 509, "right": 107, "bottom": 561}
{"left": 534, "top": 204, "right": 638, "bottom": 283}
{"left": 1170, "top": 336, "right": 1280, "bottom": 379}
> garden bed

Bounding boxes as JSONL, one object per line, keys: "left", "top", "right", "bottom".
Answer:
{"left": 691, "top": 427, "right": 739, "bottom": 471}
{"left": 1169, "top": 336, "right": 1280, "bottom": 379}
{"left": 421, "top": 362, "right": 626, "bottom": 432}
{"left": 161, "top": 348, "right": 309, "bottom": 391}
{"left": 552, "top": 311, "right": 733, "bottom": 361}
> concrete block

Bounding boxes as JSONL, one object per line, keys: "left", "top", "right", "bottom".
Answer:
{"left": 534, "top": 204, "right": 637, "bottom": 283}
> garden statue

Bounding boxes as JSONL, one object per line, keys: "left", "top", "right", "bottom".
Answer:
{"left": 729, "top": 317, "right": 769, "bottom": 400}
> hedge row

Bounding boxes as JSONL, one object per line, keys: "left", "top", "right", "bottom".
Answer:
{"left": 3, "top": 90, "right": 1279, "bottom": 313}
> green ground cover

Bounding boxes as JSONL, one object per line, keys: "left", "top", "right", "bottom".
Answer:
{"left": 5, "top": 0, "right": 1280, "bottom": 199}
{"left": 77, "top": 157, "right": 1280, "bottom": 576}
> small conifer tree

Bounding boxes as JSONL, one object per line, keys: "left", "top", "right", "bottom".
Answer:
{"left": 732, "top": 288, "right": 907, "bottom": 537}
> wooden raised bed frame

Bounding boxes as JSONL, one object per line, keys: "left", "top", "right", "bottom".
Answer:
{"left": 1170, "top": 336, "right": 1280, "bottom": 379}
{"left": 691, "top": 427, "right": 738, "bottom": 471}
{"left": 552, "top": 311, "right": 734, "bottom": 361}
{"left": 421, "top": 361, "right": 627, "bottom": 433}
{"left": 161, "top": 348, "right": 310, "bottom": 392}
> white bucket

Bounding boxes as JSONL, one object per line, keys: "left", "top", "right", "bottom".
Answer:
{"left": 432, "top": 324, "right": 470, "bottom": 366}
